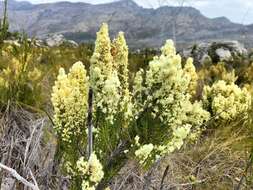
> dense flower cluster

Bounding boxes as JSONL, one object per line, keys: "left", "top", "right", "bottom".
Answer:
{"left": 135, "top": 143, "right": 154, "bottom": 165}
{"left": 203, "top": 80, "right": 251, "bottom": 121}
{"left": 134, "top": 40, "right": 209, "bottom": 127}
{"left": 156, "top": 125, "right": 192, "bottom": 155}
{"left": 134, "top": 135, "right": 154, "bottom": 165}
{"left": 112, "top": 32, "right": 133, "bottom": 122}
{"left": 51, "top": 61, "right": 88, "bottom": 142}
{"left": 90, "top": 23, "right": 121, "bottom": 123}
{"left": 132, "top": 40, "right": 210, "bottom": 166}
{"left": 90, "top": 23, "right": 113, "bottom": 77}
{"left": 76, "top": 153, "right": 104, "bottom": 190}
{"left": 183, "top": 57, "right": 198, "bottom": 97}
{"left": 111, "top": 32, "right": 129, "bottom": 89}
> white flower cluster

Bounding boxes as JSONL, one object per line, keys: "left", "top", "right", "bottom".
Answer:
{"left": 134, "top": 125, "right": 192, "bottom": 166}
{"left": 135, "top": 143, "right": 154, "bottom": 165}
{"left": 134, "top": 40, "right": 209, "bottom": 128}
{"left": 203, "top": 80, "right": 251, "bottom": 121}
{"left": 90, "top": 23, "right": 133, "bottom": 124}
{"left": 76, "top": 153, "right": 104, "bottom": 190}
{"left": 157, "top": 124, "right": 192, "bottom": 155}
{"left": 134, "top": 136, "right": 154, "bottom": 165}
{"left": 51, "top": 61, "right": 88, "bottom": 142}
{"left": 132, "top": 40, "right": 210, "bottom": 167}
{"left": 183, "top": 57, "right": 198, "bottom": 97}
{"left": 112, "top": 32, "right": 133, "bottom": 122}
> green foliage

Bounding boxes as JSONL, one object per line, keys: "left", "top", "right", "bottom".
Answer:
{"left": 0, "top": 36, "right": 44, "bottom": 107}
{"left": 0, "top": 0, "right": 9, "bottom": 43}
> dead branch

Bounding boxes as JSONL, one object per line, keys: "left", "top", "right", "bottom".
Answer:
{"left": 0, "top": 163, "right": 40, "bottom": 190}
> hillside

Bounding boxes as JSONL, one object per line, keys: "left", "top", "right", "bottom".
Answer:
{"left": 2, "top": 0, "right": 253, "bottom": 48}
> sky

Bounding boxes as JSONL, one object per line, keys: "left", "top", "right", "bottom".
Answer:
{"left": 17, "top": 0, "right": 253, "bottom": 24}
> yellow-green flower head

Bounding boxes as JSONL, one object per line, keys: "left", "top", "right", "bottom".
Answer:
{"left": 138, "top": 39, "right": 203, "bottom": 127}
{"left": 111, "top": 31, "right": 133, "bottom": 122}
{"left": 81, "top": 181, "right": 95, "bottom": 190}
{"left": 112, "top": 31, "right": 129, "bottom": 90}
{"left": 203, "top": 80, "right": 251, "bottom": 121}
{"left": 184, "top": 57, "right": 198, "bottom": 97}
{"left": 112, "top": 32, "right": 128, "bottom": 68}
{"left": 90, "top": 23, "right": 113, "bottom": 77}
{"left": 51, "top": 61, "right": 88, "bottom": 143}
{"left": 88, "top": 153, "right": 104, "bottom": 183}
{"left": 161, "top": 39, "right": 176, "bottom": 57}
{"left": 100, "top": 71, "right": 121, "bottom": 123}
{"left": 135, "top": 143, "right": 154, "bottom": 165}
{"left": 90, "top": 24, "right": 127, "bottom": 123}
{"left": 77, "top": 153, "right": 104, "bottom": 190}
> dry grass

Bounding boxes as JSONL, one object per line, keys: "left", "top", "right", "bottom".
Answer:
{"left": 0, "top": 104, "right": 57, "bottom": 189}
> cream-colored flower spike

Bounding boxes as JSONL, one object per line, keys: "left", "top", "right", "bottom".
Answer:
{"left": 161, "top": 39, "right": 176, "bottom": 57}
{"left": 90, "top": 23, "right": 121, "bottom": 123}
{"left": 90, "top": 23, "right": 113, "bottom": 77}
{"left": 184, "top": 57, "right": 198, "bottom": 97}
{"left": 51, "top": 61, "right": 88, "bottom": 143}
{"left": 112, "top": 31, "right": 129, "bottom": 91}
{"left": 111, "top": 31, "right": 133, "bottom": 122}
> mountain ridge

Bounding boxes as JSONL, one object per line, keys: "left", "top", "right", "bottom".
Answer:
{"left": 2, "top": 0, "right": 253, "bottom": 48}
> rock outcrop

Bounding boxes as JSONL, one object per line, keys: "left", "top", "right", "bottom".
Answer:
{"left": 45, "top": 34, "right": 78, "bottom": 47}
{"left": 182, "top": 41, "right": 247, "bottom": 67}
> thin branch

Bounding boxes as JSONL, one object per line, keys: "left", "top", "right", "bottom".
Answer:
{"left": 0, "top": 163, "right": 40, "bottom": 190}
{"left": 160, "top": 165, "right": 170, "bottom": 190}
{"left": 29, "top": 169, "right": 39, "bottom": 189}
{"left": 24, "top": 122, "right": 37, "bottom": 167}
{"left": 87, "top": 88, "right": 94, "bottom": 158}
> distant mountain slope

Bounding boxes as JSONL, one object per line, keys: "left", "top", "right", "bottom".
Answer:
{"left": 2, "top": 0, "right": 253, "bottom": 48}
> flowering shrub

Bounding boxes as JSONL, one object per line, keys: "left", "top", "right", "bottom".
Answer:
{"left": 203, "top": 80, "right": 251, "bottom": 121}
{"left": 132, "top": 40, "right": 210, "bottom": 167}
{"left": 76, "top": 153, "right": 104, "bottom": 190}
{"left": 51, "top": 61, "right": 90, "bottom": 190}
{"left": 51, "top": 24, "right": 213, "bottom": 188}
